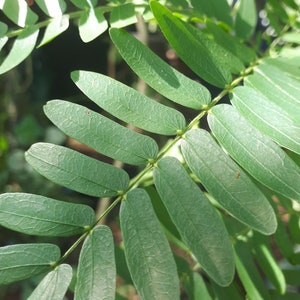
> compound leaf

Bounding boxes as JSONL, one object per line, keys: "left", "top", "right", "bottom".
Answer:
{"left": 109, "top": 27, "right": 211, "bottom": 110}
{"left": 71, "top": 70, "right": 186, "bottom": 135}
{"left": 0, "top": 243, "right": 60, "bottom": 285}
{"left": 28, "top": 264, "right": 72, "bottom": 300}
{"left": 0, "top": 193, "right": 95, "bottom": 236}
{"left": 75, "top": 226, "right": 116, "bottom": 300}
{"left": 153, "top": 157, "right": 235, "bottom": 286}
{"left": 208, "top": 104, "right": 300, "bottom": 201}
{"left": 110, "top": 3, "right": 137, "bottom": 28}
{"left": 150, "top": 1, "right": 233, "bottom": 88}
{"left": 231, "top": 86, "right": 300, "bottom": 155}
{"left": 0, "top": 26, "right": 39, "bottom": 75}
{"left": 44, "top": 100, "right": 158, "bottom": 166}
{"left": 120, "top": 188, "right": 180, "bottom": 299}
{"left": 181, "top": 129, "right": 277, "bottom": 235}
{"left": 25, "top": 143, "right": 129, "bottom": 197}
{"left": 35, "top": 0, "right": 66, "bottom": 17}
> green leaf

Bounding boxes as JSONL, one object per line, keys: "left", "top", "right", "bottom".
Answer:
{"left": 0, "top": 36, "right": 8, "bottom": 51}
{"left": 206, "top": 21, "right": 256, "bottom": 64}
{"left": 37, "top": 15, "right": 69, "bottom": 48}
{"left": 75, "top": 226, "right": 116, "bottom": 300}
{"left": 0, "top": 26, "right": 39, "bottom": 75}
{"left": 35, "top": 0, "right": 66, "bottom": 17}
{"left": 208, "top": 104, "right": 300, "bottom": 201}
{"left": 0, "top": 0, "right": 38, "bottom": 27}
{"left": 0, "top": 193, "right": 95, "bottom": 236}
{"left": 181, "top": 128, "right": 277, "bottom": 235}
{"left": 288, "top": 214, "right": 300, "bottom": 244}
{"left": 150, "top": 1, "right": 233, "bottom": 88}
{"left": 25, "top": 143, "right": 129, "bottom": 197}
{"left": 71, "top": 70, "right": 186, "bottom": 135}
{"left": 231, "top": 86, "right": 300, "bottom": 155}
{"left": 109, "top": 28, "right": 211, "bottom": 110}
{"left": 235, "top": 0, "right": 257, "bottom": 39}
{"left": 252, "top": 232, "right": 286, "bottom": 295}
{"left": 79, "top": 7, "right": 108, "bottom": 43}
{"left": 190, "top": 0, "right": 232, "bottom": 25}
{"left": 0, "top": 21, "right": 8, "bottom": 37}
{"left": 70, "top": 0, "right": 97, "bottom": 9}
{"left": 44, "top": 100, "right": 158, "bottom": 166}
{"left": 28, "top": 264, "right": 72, "bottom": 300}
{"left": 0, "top": 243, "right": 60, "bottom": 285}
{"left": 110, "top": 3, "right": 137, "bottom": 28}
{"left": 120, "top": 188, "right": 180, "bottom": 299}
{"left": 245, "top": 63, "right": 300, "bottom": 119}
{"left": 234, "top": 240, "right": 271, "bottom": 300}
{"left": 210, "top": 281, "right": 243, "bottom": 300}
{"left": 153, "top": 157, "right": 235, "bottom": 286}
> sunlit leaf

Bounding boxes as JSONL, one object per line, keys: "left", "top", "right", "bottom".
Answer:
{"left": 25, "top": 143, "right": 129, "bottom": 197}
{"left": 120, "top": 188, "right": 180, "bottom": 299}
{"left": 110, "top": 28, "right": 211, "bottom": 110}
{"left": 79, "top": 7, "right": 108, "bottom": 43}
{"left": 0, "top": 193, "right": 95, "bottom": 236}
{"left": 71, "top": 70, "right": 186, "bottom": 135}
{"left": 110, "top": 3, "right": 137, "bottom": 28}
{"left": 28, "top": 264, "right": 72, "bottom": 300}
{"left": 0, "top": 26, "right": 39, "bottom": 75}
{"left": 208, "top": 104, "right": 300, "bottom": 201}
{"left": 154, "top": 157, "right": 235, "bottom": 286}
{"left": 0, "top": 21, "right": 8, "bottom": 37}
{"left": 75, "top": 226, "right": 116, "bottom": 300}
{"left": 38, "top": 15, "right": 69, "bottom": 48}
{"left": 44, "top": 100, "right": 158, "bottom": 165}
{"left": 35, "top": 0, "right": 66, "bottom": 17}
{"left": 181, "top": 128, "right": 277, "bottom": 235}
{"left": 0, "top": 243, "right": 60, "bottom": 285}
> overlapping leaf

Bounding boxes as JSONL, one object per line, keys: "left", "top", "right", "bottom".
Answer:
{"left": 25, "top": 143, "right": 129, "bottom": 197}
{"left": 35, "top": 0, "right": 66, "bottom": 17}
{"left": 231, "top": 86, "right": 300, "bottom": 155}
{"left": 75, "top": 226, "right": 116, "bottom": 300}
{"left": 28, "top": 264, "right": 72, "bottom": 300}
{"left": 0, "top": 243, "right": 60, "bottom": 285}
{"left": 0, "top": 26, "right": 39, "bottom": 75}
{"left": 150, "top": 1, "right": 234, "bottom": 88}
{"left": 110, "top": 3, "right": 137, "bottom": 28}
{"left": 71, "top": 70, "right": 186, "bottom": 135}
{"left": 110, "top": 28, "right": 211, "bottom": 110}
{"left": 153, "top": 157, "right": 235, "bottom": 286}
{"left": 0, "top": 193, "right": 95, "bottom": 236}
{"left": 120, "top": 188, "right": 180, "bottom": 299}
{"left": 181, "top": 128, "right": 277, "bottom": 235}
{"left": 44, "top": 100, "right": 158, "bottom": 165}
{"left": 208, "top": 104, "right": 300, "bottom": 201}
{"left": 245, "top": 63, "right": 300, "bottom": 119}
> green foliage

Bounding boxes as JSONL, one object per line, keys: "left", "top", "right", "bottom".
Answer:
{"left": 1, "top": 0, "right": 300, "bottom": 299}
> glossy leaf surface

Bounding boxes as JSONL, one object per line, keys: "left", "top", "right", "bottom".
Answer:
{"left": 0, "top": 26, "right": 39, "bottom": 75}
{"left": 150, "top": 1, "right": 233, "bottom": 88}
{"left": 0, "top": 243, "right": 60, "bottom": 285}
{"left": 0, "top": 193, "right": 95, "bottom": 236}
{"left": 110, "top": 28, "right": 211, "bottom": 110}
{"left": 231, "top": 86, "right": 300, "bottom": 155}
{"left": 72, "top": 70, "right": 186, "bottom": 135}
{"left": 208, "top": 104, "right": 300, "bottom": 201}
{"left": 44, "top": 100, "right": 158, "bottom": 165}
{"left": 120, "top": 188, "right": 180, "bottom": 299}
{"left": 79, "top": 7, "right": 108, "bottom": 43}
{"left": 28, "top": 264, "right": 72, "bottom": 300}
{"left": 181, "top": 129, "right": 277, "bottom": 234}
{"left": 25, "top": 143, "right": 129, "bottom": 197}
{"left": 154, "top": 157, "right": 235, "bottom": 286}
{"left": 75, "top": 226, "right": 116, "bottom": 300}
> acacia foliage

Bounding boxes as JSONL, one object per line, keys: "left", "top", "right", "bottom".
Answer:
{"left": 0, "top": 0, "right": 300, "bottom": 299}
